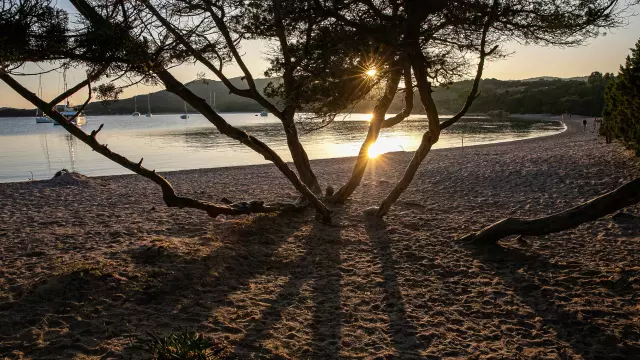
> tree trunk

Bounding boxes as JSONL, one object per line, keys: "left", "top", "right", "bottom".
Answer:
{"left": 460, "top": 177, "right": 640, "bottom": 245}
{"left": 281, "top": 107, "right": 322, "bottom": 194}
{"left": 373, "top": 6, "right": 496, "bottom": 217}
{"left": 375, "top": 131, "right": 434, "bottom": 216}
{"left": 330, "top": 62, "right": 404, "bottom": 202}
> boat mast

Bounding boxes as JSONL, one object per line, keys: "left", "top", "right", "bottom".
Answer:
{"left": 63, "top": 68, "right": 69, "bottom": 107}
{"left": 147, "top": 93, "right": 151, "bottom": 114}
{"left": 134, "top": 96, "right": 138, "bottom": 112}
{"left": 36, "top": 75, "right": 42, "bottom": 116}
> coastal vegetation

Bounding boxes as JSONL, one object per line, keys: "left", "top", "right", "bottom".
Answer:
{"left": 603, "top": 39, "right": 640, "bottom": 154}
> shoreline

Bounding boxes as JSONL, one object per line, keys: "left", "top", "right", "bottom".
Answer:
{"left": 1, "top": 118, "right": 638, "bottom": 359}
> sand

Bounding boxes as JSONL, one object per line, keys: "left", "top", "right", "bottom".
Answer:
{"left": 0, "top": 118, "right": 638, "bottom": 359}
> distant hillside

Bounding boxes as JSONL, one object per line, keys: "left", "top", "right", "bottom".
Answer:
{"left": 2, "top": 75, "right": 606, "bottom": 117}
{"left": 84, "top": 77, "right": 280, "bottom": 115}
{"left": 0, "top": 107, "right": 34, "bottom": 117}
{"left": 430, "top": 77, "right": 605, "bottom": 116}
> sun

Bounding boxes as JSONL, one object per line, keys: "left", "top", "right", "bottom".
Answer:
{"left": 368, "top": 138, "right": 406, "bottom": 159}
{"left": 368, "top": 143, "right": 383, "bottom": 158}
{"left": 365, "top": 68, "right": 377, "bottom": 77}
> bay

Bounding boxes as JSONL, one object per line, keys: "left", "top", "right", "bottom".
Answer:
{"left": 0, "top": 113, "right": 563, "bottom": 183}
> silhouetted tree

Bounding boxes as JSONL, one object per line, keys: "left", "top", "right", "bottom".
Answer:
{"left": 311, "top": 0, "right": 634, "bottom": 216}
{"left": 0, "top": 0, "right": 635, "bottom": 223}
{"left": 603, "top": 39, "right": 640, "bottom": 154}
{"left": 0, "top": 0, "right": 332, "bottom": 221}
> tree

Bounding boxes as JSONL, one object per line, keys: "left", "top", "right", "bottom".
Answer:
{"left": 0, "top": 0, "right": 634, "bottom": 223}
{"left": 603, "top": 39, "right": 640, "bottom": 154}
{"left": 0, "top": 0, "right": 332, "bottom": 222}
{"left": 310, "top": 0, "right": 632, "bottom": 216}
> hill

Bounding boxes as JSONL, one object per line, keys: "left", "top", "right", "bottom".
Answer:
{"left": 84, "top": 77, "right": 279, "bottom": 115}
{"left": 1, "top": 75, "right": 606, "bottom": 117}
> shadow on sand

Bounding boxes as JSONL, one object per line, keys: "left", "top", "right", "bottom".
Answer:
{"left": 0, "top": 213, "right": 305, "bottom": 358}
{"left": 363, "top": 215, "right": 430, "bottom": 358}
{"left": 471, "top": 244, "right": 639, "bottom": 359}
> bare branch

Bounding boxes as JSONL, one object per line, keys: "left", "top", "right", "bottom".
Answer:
{"left": 381, "top": 59, "right": 414, "bottom": 129}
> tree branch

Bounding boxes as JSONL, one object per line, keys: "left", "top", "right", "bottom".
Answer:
{"left": 154, "top": 69, "right": 331, "bottom": 222}
{"left": 381, "top": 59, "right": 413, "bottom": 129}
{"left": 329, "top": 59, "right": 404, "bottom": 202}
{"left": 142, "top": 0, "right": 283, "bottom": 118}
{"left": 439, "top": 0, "right": 499, "bottom": 130}
{"left": 48, "top": 67, "right": 108, "bottom": 108}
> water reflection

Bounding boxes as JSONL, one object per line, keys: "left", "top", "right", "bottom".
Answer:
{"left": 66, "top": 133, "right": 77, "bottom": 172}
{"left": 39, "top": 134, "right": 52, "bottom": 175}
{"left": 0, "top": 114, "right": 563, "bottom": 182}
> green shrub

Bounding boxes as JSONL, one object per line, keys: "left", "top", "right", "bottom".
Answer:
{"left": 134, "top": 328, "right": 225, "bottom": 360}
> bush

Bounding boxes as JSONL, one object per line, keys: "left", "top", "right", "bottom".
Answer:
{"left": 134, "top": 328, "right": 225, "bottom": 360}
{"left": 603, "top": 39, "right": 640, "bottom": 155}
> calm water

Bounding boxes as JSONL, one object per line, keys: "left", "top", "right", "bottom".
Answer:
{"left": 0, "top": 113, "right": 564, "bottom": 183}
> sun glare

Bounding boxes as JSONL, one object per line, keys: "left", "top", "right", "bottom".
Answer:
{"left": 368, "top": 143, "right": 383, "bottom": 158}
{"left": 365, "top": 68, "right": 377, "bottom": 77}
{"left": 368, "top": 138, "right": 406, "bottom": 159}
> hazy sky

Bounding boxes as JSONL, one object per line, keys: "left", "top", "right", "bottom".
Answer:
{"left": 2, "top": 5, "right": 640, "bottom": 109}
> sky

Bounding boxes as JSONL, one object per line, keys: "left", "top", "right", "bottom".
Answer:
{"left": 2, "top": 4, "right": 640, "bottom": 109}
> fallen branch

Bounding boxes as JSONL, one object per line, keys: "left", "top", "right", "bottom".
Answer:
{"left": 459, "top": 177, "right": 640, "bottom": 245}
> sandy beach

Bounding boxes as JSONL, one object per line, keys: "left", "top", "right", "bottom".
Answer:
{"left": 0, "top": 118, "right": 638, "bottom": 359}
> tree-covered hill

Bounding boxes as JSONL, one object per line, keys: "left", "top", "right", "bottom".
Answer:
{"left": 2, "top": 74, "right": 610, "bottom": 117}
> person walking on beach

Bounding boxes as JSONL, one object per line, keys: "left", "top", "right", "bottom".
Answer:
{"left": 583, "top": 119, "right": 587, "bottom": 131}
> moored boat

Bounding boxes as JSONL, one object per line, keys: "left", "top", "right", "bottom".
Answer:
{"left": 53, "top": 103, "right": 87, "bottom": 126}
{"left": 35, "top": 75, "right": 53, "bottom": 123}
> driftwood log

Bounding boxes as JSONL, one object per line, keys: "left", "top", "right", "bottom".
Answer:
{"left": 460, "top": 177, "right": 640, "bottom": 245}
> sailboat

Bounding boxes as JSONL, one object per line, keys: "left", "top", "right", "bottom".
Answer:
{"left": 145, "top": 93, "right": 152, "bottom": 117}
{"left": 35, "top": 75, "right": 53, "bottom": 123}
{"left": 53, "top": 69, "right": 87, "bottom": 126}
{"left": 180, "top": 101, "right": 189, "bottom": 119}
{"left": 132, "top": 96, "right": 140, "bottom": 116}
